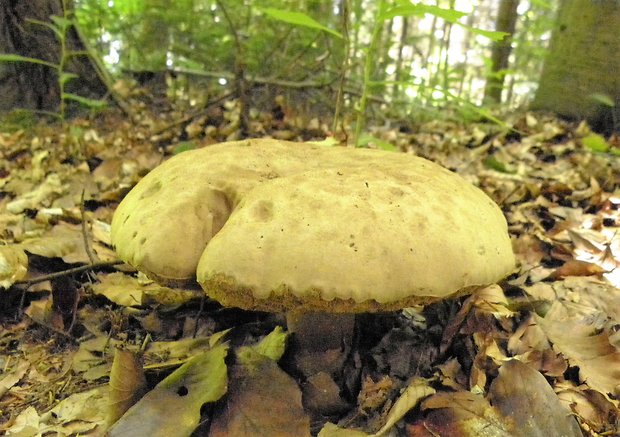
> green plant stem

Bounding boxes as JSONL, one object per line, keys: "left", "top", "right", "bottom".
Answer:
{"left": 332, "top": 0, "right": 350, "bottom": 135}
{"left": 57, "top": 0, "right": 68, "bottom": 120}
{"left": 354, "top": 0, "right": 386, "bottom": 147}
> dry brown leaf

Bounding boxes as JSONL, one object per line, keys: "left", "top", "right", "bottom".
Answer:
{"left": 536, "top": 310, "right": 620, "bottom": 397}
{"left": 556, "top": 381, "right": 619, "bottom": 434}
{"left": 488, "top": 360, "right": 582, "bottom": 437}
{"left": 410, "top": 391, "right": 512, "bottom": 437}
{"left": 0, "top": 244, "right": 28, "bottom": 288}
{"left": 410, "top": 361, "right": 582, "bottom": 436}
{"left": 210, "top": 352, "right": 310, "bottom": 437}
{"left": 550, "top": 259, "right": 605, "bottom": 279}
{"left": 107, "top": 347, "right": 148, "bottom": 427}
{"left": 303, "top": 372, "right": 350, "bottom": 416}
{"left": 320, "top": 378, "right": 435, "bottom": 437}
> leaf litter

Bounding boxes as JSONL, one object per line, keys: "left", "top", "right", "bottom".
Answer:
{"left": 0, "top": 104, "right": 619, "bottom": 436}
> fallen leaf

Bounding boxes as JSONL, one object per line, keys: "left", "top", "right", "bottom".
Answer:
{"left": 0, "top": 244, "right": 28, "bottom": 288}
{"left": 320, "top": 378, "right": 435, "bottom": 437}
{"left": 409, "top": 391, "right": 512, "bottom": 437}
{"left": 536, "top": 311, "right": 620, "bottom": 397}
{"left": 107, "top": 343, "right": 228, "bottom": 437}
{"left": 210, "top": 345, "right": 310, "bottom": 437}
{"left": 488, "top": 359, "right": 582, "bottom": 437}
{"left": 6, "top": 387, "right": 110, "bottom": 436}
{"left": 0, "top": 360, "right": 29, "bottom": 398}
{"left": 107, "top": 348, "right": 148, "bottom": 427}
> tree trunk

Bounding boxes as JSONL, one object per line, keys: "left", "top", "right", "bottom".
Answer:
{"left": 483, "top": 0, "right": 519, "bottom": 104}
{"left": 0, "top": 0, "right": 105, "bottom": 112}
{"left": 531, "top": 0, "right": 620, "bottom": 133}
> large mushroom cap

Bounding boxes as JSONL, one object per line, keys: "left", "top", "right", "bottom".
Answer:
{"left": 111, "top": 139, "right": 515, "bottom": 311}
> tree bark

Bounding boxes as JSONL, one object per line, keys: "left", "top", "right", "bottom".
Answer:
{"left": 483, "top": 0, "right": 519, "bottom": 104}
{"left": 531, "top": 0, "right": 620, "bottom": 133}
{"left": 0, "top": 0, "right": 106, "bottom": 112}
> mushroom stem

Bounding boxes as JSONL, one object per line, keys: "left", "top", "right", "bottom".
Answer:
{"left": 285, "top": 311, "right": 355, "bottom": 353}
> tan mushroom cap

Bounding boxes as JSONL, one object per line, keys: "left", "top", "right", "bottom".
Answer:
{"left": 111, "top": 139, "right": 515, "bottom": 311}
{"left": 111, "top": 139, "right": 339, "bottom": 284}
{"left": 197, "top": 165, "right": 515, "bottom": 312}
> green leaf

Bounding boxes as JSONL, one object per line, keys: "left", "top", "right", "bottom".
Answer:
{"left": 588, "top": 93, "right": 616, "bottom": 107}
{"left": 0, "top": 53, "right": 58, "bottom": 69}
{"left": 261, "top": 8, "right": 342, "bottom": 39}
{"left": 26, "top": 18, "right": 61, "bottom": 36}
{"left": 459, "top": 24, "right": 509, "bottom": 41}
{"left": 357, "top": 133, "right": 397, "bottom": 151}
{"left": 172, "top": 141, "right": 197, "bottom": 155}
{"left": 381, "top": 3, "right": 467, "bottom": 22}
{"left": 50, "top": 15, "right": 73, "bottom": 30}
{"left": 59, "top": 72, "right": 79, "bottom": 85}
{"left": 62, "top": 93, "right": 108, "bottom": 109}
{"left": 582, "top": 133, "right": 609, "bottom": 153}
{"left": 483, "top": 156, "right": 515, "bottom": 173}
{"left": 107, "top": 343, "right": 229, "bottom": 436}
{"left": 236, "top": 326, "right": 289, "bottom": 374}
{"left": 253, "top": 326, "right": 288, "bottom": 361}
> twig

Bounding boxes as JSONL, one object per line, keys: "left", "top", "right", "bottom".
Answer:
{"left": 168, "top": 67, "right": 333, "bottom": 89}
{"left": 14, "top": 260, "right": 125, "bottom": 286}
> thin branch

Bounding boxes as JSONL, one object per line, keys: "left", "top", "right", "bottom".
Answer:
{"left": 14, "top": 260, "right": 125, "bottom": 286}
{"left": 168, "top": 68, "right": 333, "bottom": 89}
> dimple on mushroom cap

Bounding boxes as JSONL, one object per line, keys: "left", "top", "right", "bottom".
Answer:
{"left": 196, "top": 163, "right": 515, "bottom": 312}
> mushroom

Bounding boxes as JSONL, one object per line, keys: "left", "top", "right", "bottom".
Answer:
{"left": 111, "top": 139, "right": 515, "bottom": 408}
{"left": 196, "top": 163, "right": 514, "bottom": 312}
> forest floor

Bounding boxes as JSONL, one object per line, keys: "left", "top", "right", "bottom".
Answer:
{"left": 0, "top": 99, "right": 619, "bottom": 436}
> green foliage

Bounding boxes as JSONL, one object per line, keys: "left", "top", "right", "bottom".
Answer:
{"left": 380, "top": 3, "right": 467, "bottom": 22}
{"left": 588, "top": 93, "right": 616, "bottom": 108}
{"left": 68, "top": 0, "right": 558, "bottom": 128}
{"left": 0, "top": 110, "right": 39, "bottom": 132}
{"left": 483, "top": 156, "right": 515, "bottom": 173}
{"left": 261, "top": 8, "right": 342, "bottom": 38}
{"left": 582, "top": 133, "right": 610, "bottom": 153}
{"left": 357, "top": 133, "right": 397, "bottom": 151}
{"left": 172, "top": 141, "right": 198, "bottom": 155}
{"left": 0, "top": 54, "right": 57, "bottom": 69}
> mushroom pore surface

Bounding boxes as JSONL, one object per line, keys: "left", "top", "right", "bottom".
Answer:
{"left": 111, "top": 139, "right": 515, "bottom": 311}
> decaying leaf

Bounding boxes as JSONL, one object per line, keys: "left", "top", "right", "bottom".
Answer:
{"left": 6, "top": 386, "right": 109, "bottom": 436}
{"left": 107, "top": 347, "right": 148, "bottom": 427}
{"left": 319, "top": 378, "right": 435, "bottom": 437}
{"left": 488, "top": 359, "right": 582, "bottom": 437}
{"left": 210, "top": 328, "right": 310, "bottom": 437}
{"left": 0, "top": 244, "right": 28, "bottom": 288}
{"left": 409, "top": 362, "right": 581, "bottom": 436}
{"left": 408, "top": 390, "right": 512, "bottom": 437}
{"left": 107, "top": 342, "right": 228, "bottom": 437}
{"left": 536, "top": 311, "right": 620, "bottom": 397}
{"left": 0, "top": 360, "right": 30, "bottom": 398}
{"left": 556, "top": 381, "right": 619, "bottom": 434}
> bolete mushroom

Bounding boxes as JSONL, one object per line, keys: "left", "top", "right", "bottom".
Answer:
{"left": 111, "top": 138, "right": 515, "bottom": 396}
